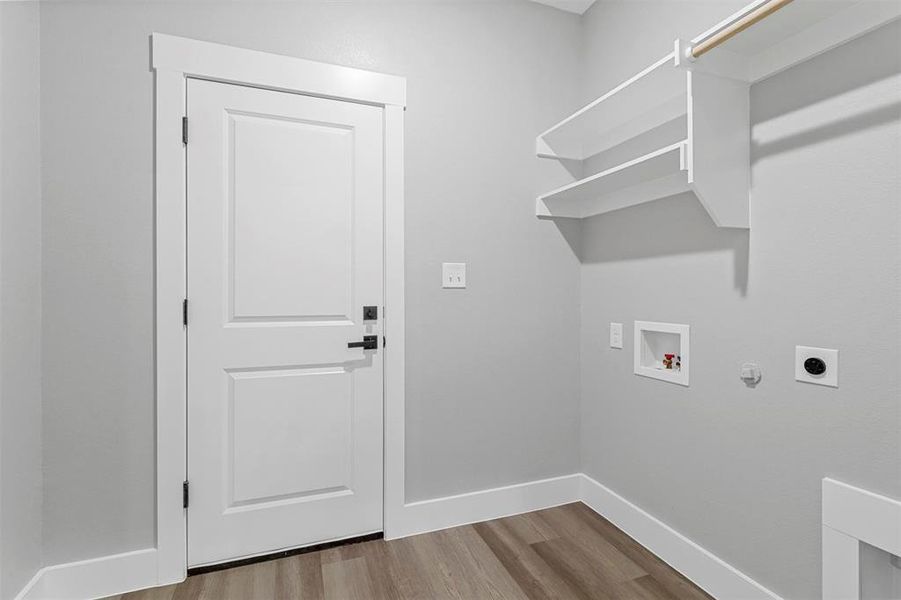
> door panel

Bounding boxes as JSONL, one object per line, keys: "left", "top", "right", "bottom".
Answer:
{"left": 230, "top": 112, "right": 354, "bottom": 321}
{"left": 186, "top": 79, "right": 384, "bottom": 567}
{"left": 228, "top": 367, "right": 353, "bottom": 505}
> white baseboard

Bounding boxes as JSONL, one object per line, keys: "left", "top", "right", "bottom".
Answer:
{"left": 12, "top": 570, "right": 43, "bottom": 600}
{"left": 18, "top": 473, "right": 785, "bottom": 600}
{"left": 17, "top": 548, "right": 160, "bottom": 600}
{"left": 580, "top": 474, "right": 782, "bottom": 600}
{"left": 388, "top": 473, "right": 582, "bottom": 539}
{"left": 391, "top": 471, "right": 783, "bottom": 600}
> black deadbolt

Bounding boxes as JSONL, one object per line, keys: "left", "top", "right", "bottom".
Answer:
{"left": 363, "top": 305, "right": 378, "bottom": 321}
{"left": 804, "top": 357, "right": 827, "bottom": 376}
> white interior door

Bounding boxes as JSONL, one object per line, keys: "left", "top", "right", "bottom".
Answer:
{"left": 186, "top": 78, "right": 384, "bottom": 567}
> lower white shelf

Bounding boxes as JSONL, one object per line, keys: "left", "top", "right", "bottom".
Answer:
{"left": 536, "top": 141, "right": 690, "bottom": 219}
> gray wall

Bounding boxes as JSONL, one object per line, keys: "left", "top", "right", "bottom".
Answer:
{"left": 0, "top": 2, "right": 43, "bottom": 598}
{"left": 579, "top": 2, "right": 901, "bottom": 598}
{"left": 39, "top": 0, "right": 583, "bottom": 564}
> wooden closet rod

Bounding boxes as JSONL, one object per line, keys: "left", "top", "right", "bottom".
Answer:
{"left": 691, "top": 0, "right": 794, "bottom": 58}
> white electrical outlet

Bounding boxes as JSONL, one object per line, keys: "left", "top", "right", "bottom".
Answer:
{"left": 795, "top": 346, "right": 838, "bottom": 387}
{"left": 442, "top": 263, "right": 466, "bottom": 288}
{"left": 610, "top": 322, "right": 623, "bottom": 349}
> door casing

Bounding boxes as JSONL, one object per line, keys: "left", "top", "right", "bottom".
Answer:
{"left": 152, "top": 33, "right": 406, "bottom": 585}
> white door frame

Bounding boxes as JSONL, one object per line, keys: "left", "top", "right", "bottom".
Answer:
{"left": 152, "top": 33, "right": 406, "bottom": 584}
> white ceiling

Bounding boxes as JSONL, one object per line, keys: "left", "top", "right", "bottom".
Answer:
{"left": 529, "top": 0, "right": 597, "bottom": 15}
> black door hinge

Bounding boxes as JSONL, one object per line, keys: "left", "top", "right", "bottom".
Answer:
{"left": 182, "top": 299, "right": 188, "bottom": 327}
{"left": 383, "top": 336, "right": 387, "bottom": 348}
{"left": 183, "top": 481, "right": 189, "bottom": 509}
{"left": 182, "top": 116, "right": 188, "bottom": 145}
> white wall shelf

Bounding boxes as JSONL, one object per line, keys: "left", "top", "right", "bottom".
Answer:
{"left": 537, "top": 142, "right": 688, "bottom": 219}
{"left": 537, "top": 60, "right": 750, "bottom": 228}
{"left": 536, "top": 41, "right": 749, "bottom": 228}
{"left": 536, "top": 52, "right": 686, "bottom": 162}
{"left": 690, "top": 0, "right": 901, "bottom": 84}
{"left": 535, "top": 0, "right": 901, "bottom": 229}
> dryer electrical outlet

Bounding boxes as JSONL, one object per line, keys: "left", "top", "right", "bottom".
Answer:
{"left": 795, "top": 346, "right": 838, "bottom": 387}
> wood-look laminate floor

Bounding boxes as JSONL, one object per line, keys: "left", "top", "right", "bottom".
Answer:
{"left": 108, "top": 503, "right": 712, "bottom": 600}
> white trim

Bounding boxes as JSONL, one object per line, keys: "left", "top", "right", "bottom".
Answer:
{"left": 528, "top": 0, "right": 596, "bottom": 15}
{"left": 821, "top": 478, "right": 901, "bottom": 600}
{"left": 154, "top": 66, "right": 188, "bottom": 586}
{"left": 387, "top": 474, "right": 582, "bottom": 539}
{"left": 391, "top": 472, "right": 784, "bottom": 600}
{"left": 17, "top": 473, "right": 790, "bottom": 599}
{"left": 151, "top": 33, "right": 405, "bottom": 107}
{"left": 382, "top": 103, "right": 407, "bottom": 539}
{"left": 16, "top": 549, "right": 158, "bottom": 600}
{"left": 580, "top": 474, "right": 783, "bottom": 600}
{"left": 152, "top": 33, "right": 406, "bottom": 586}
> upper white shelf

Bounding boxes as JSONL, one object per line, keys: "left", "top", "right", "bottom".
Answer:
{"left": 537, "top": 52, "right": 686, "bottom": 162}
{"left": 691, "top": 0, "right": 901, "bottom": 83}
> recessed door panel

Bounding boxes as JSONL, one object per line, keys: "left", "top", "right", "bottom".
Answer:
{"left": 228, "top": 368, "right": 353, "bottom": 506}
{"left": 230, "top": 113, "right": 354, "bottom": 322}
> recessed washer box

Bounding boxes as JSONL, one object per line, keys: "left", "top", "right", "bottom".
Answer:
{"left": 634, "top": 321, "right": 689, "bottom": 386}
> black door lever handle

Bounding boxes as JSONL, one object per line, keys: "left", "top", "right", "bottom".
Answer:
{"left": 348, "top": 335, "right": 378, "bottom": 350}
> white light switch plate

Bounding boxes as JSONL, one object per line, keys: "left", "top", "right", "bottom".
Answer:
{"left": 795, "top": 346, "right": 838, "bottom": 387}
{"left": 610, "top": 322, "right": 623, "bottom": 349}
{"left": 442, "top": 263, "right": 466, "bottom": 288}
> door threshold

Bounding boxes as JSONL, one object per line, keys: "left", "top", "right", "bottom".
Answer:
{"left": 187, "top": 532, "right": 384, "bottom": 576}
